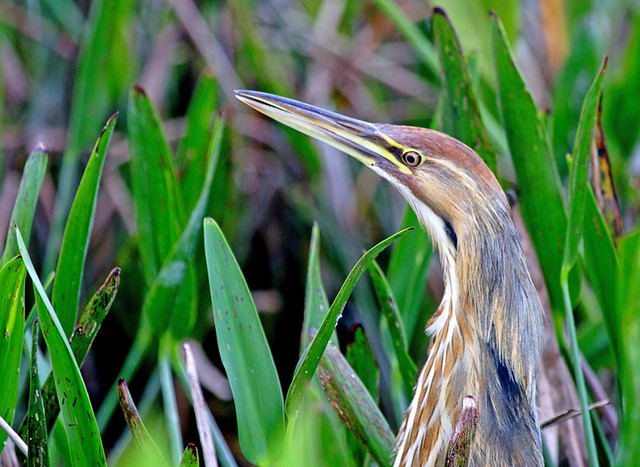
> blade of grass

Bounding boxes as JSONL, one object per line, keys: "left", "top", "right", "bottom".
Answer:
{"left": 128, "top": 85, "right": 184, "bottom": 286}
{"left": 0, "top": 256, "right": 26, "bottom": 448}
{"left": 143, "top": 117, "right": 224, "bottom": 336}
{"left": 432, "top": 8, "right": 497, "bottom": 174}
{"left": 177, "top": 73, "right": 219, "bottom": 213}
{"left": 563, "top": 59, "right": 608, "bottom": 271}
{"left": 286, "top": 228, "right": 412, "bottom": 415}
{"left": 117, "top": 379, "right": 169, "bottom": 466}
{"left": 27, "top": 322, "right": 49, "bottom": 467}
{"left": 301, "top": 223, "right": 336, "bottom": 354}
{"left": 317, "top": 339, "right": 394, "bottom": 466}
{"left": 491, "top": 12, "right": 572, "bottom": 314}
{"left": 560, "top": 59, "right": 608, "bottom": 467}
{"left": 1, "top": 147, "right": 47, "bottom": 266}
{"left": 52, "top": 113, "right": 117, "bottom": 336}
{"left": 17, "top": 228, "right": 107, "bottom": 466}
{"left": 204, "top": 218, "right": 285, "bottom": 464}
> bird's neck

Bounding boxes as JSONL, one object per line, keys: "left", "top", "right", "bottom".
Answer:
{"left": 394, "top": 207, "right": 543, "bottom": 466}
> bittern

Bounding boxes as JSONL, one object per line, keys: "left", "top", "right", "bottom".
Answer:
{"left": 236, "top": 90, "right": 544, "bottom": 466}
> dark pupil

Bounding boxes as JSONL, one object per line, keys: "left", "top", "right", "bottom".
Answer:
{"left": 405, "top": 153, "right": 417, "bottom": 165}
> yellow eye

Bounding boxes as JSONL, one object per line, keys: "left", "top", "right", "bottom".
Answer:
{"left": 402, "top": 150, "right": 424, "bottom": 167}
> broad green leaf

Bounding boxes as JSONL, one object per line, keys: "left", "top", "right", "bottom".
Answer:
{"left": 1, "top": 147, "right": 47, "bottom": 266}
{"left": 300, "top": 223, "right": 335, "bottom": 355}
{"left": 143, "top": 117, "right": 224, "bottom": 336}
{"left": 617, "top": 230, "right": 640, "bottom": 466}
{"left": 286, "top": 228, "right": 412, "bottom": 415}
{"left": 563, "top": 59, "right": 608, "bottom": 272}
{"left": 491, "top": 13, "right": 570, "bottom": 313}
{"left": 317, "top": 340, "right": 394, "bottom": 466}
{"left": 0, "top": 256, "right": 26, "bottom": 448}
{"left": 52, "top": 113, "right": 117, "bottom": 336}
{"left": 387, "top": 208, "right": 432, "bottom": 342}
{"left": 17, "top": 228, "right": 107, "bottom": 466}
{"left": 117, "top": 379, "right": 169, "bottom": 466}
{"left": 369, "top": 261, "right": 417, "bottom": 397}
{"left": 28, "top": 323, "right": 49, "bottom": 467}
{"left": 204, "top": 218, "right": 284, "bottom": 464}
{"left": 432, "top": 8, "right": 497, "bottom": 174}
{"left": 128, "top": 85, "right": 184, "bottom": 285}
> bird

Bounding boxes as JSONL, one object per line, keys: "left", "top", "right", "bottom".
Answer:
{"left": 235, "top": 90, "right": 544, "bottom": 466}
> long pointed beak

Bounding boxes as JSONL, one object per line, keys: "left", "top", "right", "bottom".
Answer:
{"left": 235, "top": 90, "right": 411, "bottom": 175}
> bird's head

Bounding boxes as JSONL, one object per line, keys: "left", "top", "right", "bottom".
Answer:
{"left": 235, "top": 90, "right": 509, "bottom": 258}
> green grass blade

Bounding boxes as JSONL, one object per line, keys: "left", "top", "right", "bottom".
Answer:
{"left": 128, "top": 85, "right": 184, "bottom": 286}
{"left": 617, "top": 230, "right": 640, "bottom": 466}
{"left": 28, "top": 323, "right": 49, "bottom": 467}
{"left": 369, "top": 261, "right": 417, "bottom": 397}
{"left": 432, "top": 8, "right": 497, "bottom": 174}
{"left": 177, "top": 73, "right": 219, "bottom": 213}
{"left": 301, "top": 223, "right": 335, "bottom": 354}
{"left": 204, "top": 218, "right": 285, "bottom": 464}
{"left": 1, "top": 147, "right": 47, "bottom": 266}
{"left": 17, "top": 228, "right": 107, "bottom": 466}
{"left": 116, "top": 379, "right": 169, "bottom": 466}
{"left": 0, "top": 256, "right": 26, "bottom": 448}
{"left": 560, "top": 61, "right": 608, "bottom": 467}
{"left": 563, "top": 59, "right": 608, "bottom": 271}
{"left": 143, "top": 117, "right": 224, "bottom": 336}
{"left": 491, "top": 13, "right": 570, "bottom": 313}
{"left": 386, "top": 209, "right": 432, "bottom": 342}
{"left": 317, "top": 340, "right": 394, "bottom": 466}
{"left": 286, "top": 228, "right": 412, "bottom": 415}
{"left": 52, "top": 114, "right": 117, "bottom": 336}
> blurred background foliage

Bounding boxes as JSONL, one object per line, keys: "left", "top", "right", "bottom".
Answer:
{"left": 0, "top": 0, "right": 639, "bottom": 465}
